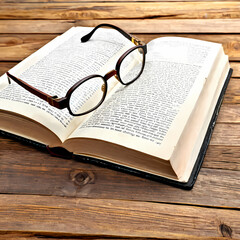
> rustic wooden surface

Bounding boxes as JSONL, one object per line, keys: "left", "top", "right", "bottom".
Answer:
{"left": 0, "top": 1, "right": 239, "bottom": 239}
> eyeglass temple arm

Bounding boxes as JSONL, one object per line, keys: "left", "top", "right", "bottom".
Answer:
{"left": 6, "top": 72, "right": 67, "bottom": 109}
{"left": 81, "top": 23, "right": 143, "bottom": 46}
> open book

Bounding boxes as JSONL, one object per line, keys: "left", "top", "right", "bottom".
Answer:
{"left": 0, "top": 26, "right": 232, "bottom": 189}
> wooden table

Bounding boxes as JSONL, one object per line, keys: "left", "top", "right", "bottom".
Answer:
{"left": 0, "top": 1, "right": 239, "bottom": 239}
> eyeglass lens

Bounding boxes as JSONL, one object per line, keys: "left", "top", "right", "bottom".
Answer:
{"left": 69, "top": 76, "right": 106, "bottom": 115}
{"left": 119, "top": 47, "right": 144, "bottom": 84}
{"left": 69, "top": 46, "right": 144, "bottom": 116}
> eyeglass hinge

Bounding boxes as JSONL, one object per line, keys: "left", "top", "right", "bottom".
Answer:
{"left": 47, "top": 95, "right": 58, "bottom": 106}
{"left": 131, "top": 37, "right": 141, "bottom": 46}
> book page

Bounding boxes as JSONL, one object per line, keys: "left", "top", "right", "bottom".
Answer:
{"left": 147, "top": 37, "right": 221, "bottom": 157}
{"left": 0, "top": 27, "right": 133, "bottom": 143}
{"left": 67, "top": 37, "right": 221, "bottom": 160}
{"left": 177, "top": 54, "right": 229, "bottom": 181}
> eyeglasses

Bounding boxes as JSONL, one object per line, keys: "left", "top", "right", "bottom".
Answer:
{"left": 6, "top": 23, "right": 147, "bottom": 116}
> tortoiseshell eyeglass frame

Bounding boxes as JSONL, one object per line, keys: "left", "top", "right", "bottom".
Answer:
{"left": 6, "top": 23, "right": 147, "bottom": 116}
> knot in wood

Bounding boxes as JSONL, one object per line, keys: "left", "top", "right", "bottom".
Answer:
{"left": 233, "top": 41, "right": 240, "bottom": 50}
{"left": 219, "top": 223, "right": 232, "bottom": 238}
{"left": 70, "top": 169, "right": 94, "bottom": 186}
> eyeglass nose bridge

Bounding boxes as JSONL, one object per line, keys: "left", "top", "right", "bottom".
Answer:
{"left": 104, "top": 70, "right": 120, "bottom": 82}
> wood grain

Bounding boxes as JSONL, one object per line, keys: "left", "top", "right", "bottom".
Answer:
{"left": 0, "top": 233, "right": 172, "bottom": 240}
{"left": 223, "top": 78, "right": 240, "bottom": 104}
{"left": 66, "top": 19, "right": 240, "bottom": 34}
{"left": 0, "top": 34, "right": 57, "bottom": 61}
{"left": 0, "top": 1, "right": 240, "bottom": 239}
{"left": 217, "top": 104, "right": 240, "bottom": 123}
{"left": 1, "top": 34, "right": 240, "bottom": 61}
{"left": 204, "top": 145, "right": 240, "bottom": 171}
{"left": 0, "top": 234, "right": 237, "bottom": 240}
{"left": 210, "top": 123, "right": 240, "bottom": 146}
{"left": 1, "top": 19, "right": 240, "bottom": 33}
{"left": 231, "top": 62, "right": 240, "bottom": 77}
{"left": 0, "top": 2, "right": 240, "bottom": 20}
{"left": 0, "top": 20, "right": 75, "bottom": 34}
{"left": 0, "top": 194, "right": 239, "bottom": 239}
{"left": 0, "top": 62, "right": 17, "bottom": 75}
{"left": 0, "top": 137, "right": 239, "bottom": 208}
{"left": 2, "top": 0, "right": 240, "bottom": 2}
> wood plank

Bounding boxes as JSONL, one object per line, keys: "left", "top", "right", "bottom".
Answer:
{"left": 0, "top": 235, "right": 236, "bottom": 240}
{"left": 0, "top": 234, "right": 46, "bottom": 240}
{"left": 223, "top": 78, "right": 240, "bottom": 104}
{"left": 0, "top": 20, "right": 75, "bottom": 34}
{"left": 210, "top": 123, "right": 240, "bottom": 146}
{"left": 0, "top": 2, "right": 240, "bottom": 20}
{"left": 2, "top": 0, "right": 240, "bottom": 2}
{"left": 0, "top": 137, "right": 239, "bottom": 207}
{"left": 231, "top": 62, "right": 240, "bottom": 78}
{"left": 0, "top": 232, "right": 237, "bottom": 240}
{"left": 0, "top": 194, "right": 239, "bottom": 239}
{"left": 1, "top": 34, "right": 240, "bottom": 61}
{"left": 78, "top": 19, "right": 240, "bottom": 34}
{"left": 0, "top": 62, "right": 17, "bottom": 75}
{"left": 0, "top": 234, "right": 170, "bottom": 240}
{"left": 204, "top": 145, "right": 240, "bottom": 171}
{"left": 0, "top": 2, "right": 238, "bottom": 239}
{"left": 0, "top": 34, "right": 57, "bottom": 61}
{"left": 217, "top": 104, "right": 240, "bottom": 123}
{"left": 0, "top": 234, "right": 237, "bottom": 240}
{"left": 3, "top": 234, "right": 223, "bottom": 240}
{"left": 0, "top": 234, "right": 72, "bottom": 240}
{"left": 1, "top": 19, "right": 240, "bottom": 34}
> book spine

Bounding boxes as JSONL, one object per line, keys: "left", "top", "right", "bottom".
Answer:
{"left": 46, "top": 146, "right": 73, "bottom": 159}
{"left": 0, "top": 130, "right": 46, "bottom": 150}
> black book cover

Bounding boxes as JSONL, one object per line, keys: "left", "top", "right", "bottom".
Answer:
{"left": 0, "top": 68, "right": 233, "bottom": 190}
